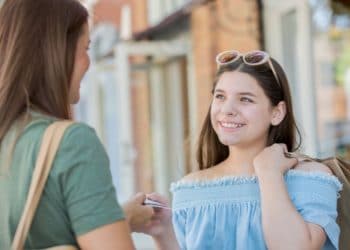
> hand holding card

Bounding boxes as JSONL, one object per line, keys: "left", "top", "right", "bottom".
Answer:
{"left": 143, "top": 198, "right": 171, "bottom": 210}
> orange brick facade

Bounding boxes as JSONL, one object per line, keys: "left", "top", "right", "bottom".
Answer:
{"left": 93, "top": 0, "right": 148, "bottom": 32}
{"left": 93, "top": 0, "right": 128, "bottom": 28}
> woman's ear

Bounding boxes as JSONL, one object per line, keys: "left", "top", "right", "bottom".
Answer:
{"left": 271, "top": 101, "right": 286, "bottom": 126}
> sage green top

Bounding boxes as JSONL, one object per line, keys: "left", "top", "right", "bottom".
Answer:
{"left": 0, "top": 112, "right": 124, "bottom": 249}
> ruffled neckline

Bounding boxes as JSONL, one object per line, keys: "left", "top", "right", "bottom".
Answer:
{"left": 170, "top": 169, "right": 342, "bottom": 192}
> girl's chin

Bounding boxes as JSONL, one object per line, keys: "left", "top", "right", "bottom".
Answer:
{"left": 218, "top": 138, "right": 239, "bottom": 146}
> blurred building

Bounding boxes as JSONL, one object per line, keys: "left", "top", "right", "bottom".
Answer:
{"left": 0, "top": 0, "right": 348, "bottom": 249}
{"left": 264, "top": 0, "right": 350, "bottom": 159}
{"left": 75, "top": 1, "right": 350, "bottom": 247}
{"left": 0, "top": 0, "right": 348, "bottom": 248}
{"left": 76, "top": 1, "right": 260, "bottom": 247}
{"left": 0, "top": 0, "right": 347, "bottom": 216}
{"left": 77, "top": 0, "right": 262, "bottom": 201}
{"left": 77, "top": 0, "right": 350, "bottom": 195}
{"left": 78, "top": 0, "right": 350, "bottom": 189}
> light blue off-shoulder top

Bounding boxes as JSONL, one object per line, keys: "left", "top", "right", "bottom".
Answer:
{"left": 170, "top": 170, "right": 342, "bottom": 250}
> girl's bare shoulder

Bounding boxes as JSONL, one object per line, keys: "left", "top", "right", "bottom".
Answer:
{"left": 294, "top": 160, "right": 333, "bottom": 175}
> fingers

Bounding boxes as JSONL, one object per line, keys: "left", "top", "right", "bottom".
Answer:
{"left": 141, "top": 200, "right": 155, "bottom": 216}
{"left": 146, "top": 193, "right": 169, "bottom": 206}
{"left": 130, "top": 192, "right": 155, "bottom": 216}
{"left": 134, "top": 192, "right": 147, "bottom": 204}
{"left": 275, "top": 143, "right": 298, "bottom": 165}
{"left": 281, "top": 144, "right": 288, "bottom": 153}
{"left": 287, "top": 156, "right": 298, "bottom": 168}
{"left": 274, "top": 143, "right": 287, "bottom": 153}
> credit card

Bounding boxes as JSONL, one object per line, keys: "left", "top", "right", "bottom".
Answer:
{"left": 143, "top": 198, "right": 171, "bottom": 210}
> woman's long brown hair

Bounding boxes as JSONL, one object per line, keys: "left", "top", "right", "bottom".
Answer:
{"left": 0, "top": 0, "right": 88, "bottom": 143}
{"left": 197, "top": 57, "right": 302, "bottom": 170}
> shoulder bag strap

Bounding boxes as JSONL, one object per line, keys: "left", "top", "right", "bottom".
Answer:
{"left": 12, "top": 121, "right": 74, "bottom": 250}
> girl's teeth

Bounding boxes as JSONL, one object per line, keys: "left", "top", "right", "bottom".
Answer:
{"left": 222, "top": 122, "right": 243, "bottom": 128}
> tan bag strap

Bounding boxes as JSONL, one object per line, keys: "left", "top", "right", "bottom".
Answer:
{"left": 12, "top": 121, "right": 74, "bottom": 250}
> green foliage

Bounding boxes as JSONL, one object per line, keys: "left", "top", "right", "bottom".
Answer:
{"left": 335, "top": 45, "right": 350, "bottom": 85}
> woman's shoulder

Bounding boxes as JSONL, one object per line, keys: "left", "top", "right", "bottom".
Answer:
{"left": 21, "top": 111, "right": 87, "bottom": 135}
{"left": 23, "top": 118, "right": 103, "bottom": 161}
{"left": 62, "top": 122, "right": 97, "bottom": 140}
{"left": 56, "top": 122, "right": 105, "bottom": 157}
{"left": 51, "top": 122, "right": 108, "bottom": 176}
{"left": 23, "top": 117, "right": 97, "bottom": 144}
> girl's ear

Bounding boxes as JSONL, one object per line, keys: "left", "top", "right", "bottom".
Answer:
{"left": 271, "top": 101, "right": 286, "bottom": 126}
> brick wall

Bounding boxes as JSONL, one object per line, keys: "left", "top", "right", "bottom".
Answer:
{"left": 93, "top": 0, "right": 130, "bottom": 28}
{"left": 128, "top": 0, "right": 152, "bottom": 192}
{"left": 92, "top": 0, "right": 149, "bottom": 32}
{"left": 131, "top": 0, "right": 148, "bottom": 33}
{"left": 131, "top": 70, "right": 154, "bottom": 192}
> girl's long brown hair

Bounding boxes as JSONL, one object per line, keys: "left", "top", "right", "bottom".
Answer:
{"left": 197, "top": 57, "right": 301, "bottom": 170}
{"left": 0, "top": 0, "right": 88, "bottom": 143}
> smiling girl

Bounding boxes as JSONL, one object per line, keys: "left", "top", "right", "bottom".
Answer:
{"left": 168, "top": 50, "right": 342, "bottom": 250}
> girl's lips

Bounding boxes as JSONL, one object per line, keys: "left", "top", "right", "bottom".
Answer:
{"left": 218, "top": 121, "right": 246, "bottom": 132}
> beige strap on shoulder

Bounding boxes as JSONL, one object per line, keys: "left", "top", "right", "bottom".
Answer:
{"left": 12, "top": 121, "right": 74, "bottom": 250}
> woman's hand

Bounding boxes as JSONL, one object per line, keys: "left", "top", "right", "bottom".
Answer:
{"left": 253, "top": 143, "right": 298, "bottom": 177}
{"left": 139, "top": 193, "right": 173, "bottom": 238}
{"left": 142, "top": 193, "right": 179, "bottom": 250}
{"left": 123, "top": 193, "right": 179, "bottom": 250}
{"left": 122, "top": 192, "right": 155, "bottom": 233}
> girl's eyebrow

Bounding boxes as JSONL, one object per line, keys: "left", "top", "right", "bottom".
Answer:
{"left": 214, "top": 89, "right": 257, "bottom": 97}
{"left": 213, "top": 89, "right": 225, "bottom": 93}
{"left": 238, "top": 92, "right": 257, "bottom": 97}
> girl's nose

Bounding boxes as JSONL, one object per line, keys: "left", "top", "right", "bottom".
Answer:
{"left": 222, "top": 101, "right": 238, "bottom": 116}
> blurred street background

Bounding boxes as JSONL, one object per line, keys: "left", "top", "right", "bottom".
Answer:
{"left": 3, "top": 0, "right": 350, "bottom": 248}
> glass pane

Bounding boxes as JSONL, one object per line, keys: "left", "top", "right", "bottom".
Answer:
{"left": 311, "top": 0, "right": 350, "bottom": 158}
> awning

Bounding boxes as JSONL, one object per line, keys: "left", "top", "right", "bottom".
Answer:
{"left": 133, "top": 0, "right": 213, "bottom": 40}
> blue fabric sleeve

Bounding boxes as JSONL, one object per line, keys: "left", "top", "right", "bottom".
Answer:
{"left": 287, "top": 172, "right": 342, "bottom": 250}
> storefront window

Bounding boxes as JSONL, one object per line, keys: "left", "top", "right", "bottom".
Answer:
{"left": 311, "top": 0, "right": 350, "bottom": 158}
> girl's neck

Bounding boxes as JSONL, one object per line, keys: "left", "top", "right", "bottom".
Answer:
{"left": 223, "top": 141, "right": 267, "bottom": 175}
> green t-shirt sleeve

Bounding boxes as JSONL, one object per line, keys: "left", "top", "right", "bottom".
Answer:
{"left": 52, "top": 123, "right": 125, "bottom": 236}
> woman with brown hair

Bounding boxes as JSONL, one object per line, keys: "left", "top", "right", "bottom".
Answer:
{"left": 0, "top": 0, "right": 167, "bottom": 249}
{"left": 163, "top": 50, "right": 342, "bottom": 249}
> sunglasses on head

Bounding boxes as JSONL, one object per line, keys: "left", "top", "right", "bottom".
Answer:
{"left": 215, "top": 50, "right": 281, "bottom": 87}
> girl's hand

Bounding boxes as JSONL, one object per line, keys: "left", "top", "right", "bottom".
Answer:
{"left": 139, "top": 193, "right": 173, "bottom": 238}
{"left": 253, "top": 143, "right": 298, "bottom": 177}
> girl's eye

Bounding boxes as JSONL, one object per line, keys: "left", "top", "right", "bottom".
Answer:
{"left": 241, "top": 97, "right": 253, "bottom": 103}
{"left": 214, "top": 94, "right": 225, "bottom": 100}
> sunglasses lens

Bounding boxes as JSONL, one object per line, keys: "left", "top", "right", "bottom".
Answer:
{"left": 244, "top": 51, "right": 266, "bottom": 64}
{"left": 217, "top": 52, "right": 239, "bottom": 64}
